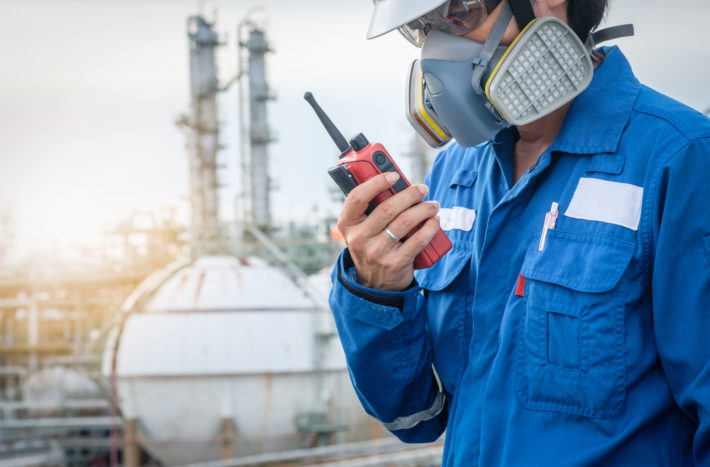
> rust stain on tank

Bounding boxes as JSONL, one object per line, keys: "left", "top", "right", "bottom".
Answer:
{"left": 192, "top": 271, "right": 206, "bottom": 308}
{"left": 260, "top": 373, "right": 273, "bottom": 441}
{"left": 169, "top": 273, "right": 190, "bottom": 307}
{"left": 232, "top": 266, "right": 244, "bottom": 293}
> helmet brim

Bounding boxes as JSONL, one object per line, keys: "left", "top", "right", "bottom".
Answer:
{"left": 366, "top": 0, "right": 449, "bottom": 39}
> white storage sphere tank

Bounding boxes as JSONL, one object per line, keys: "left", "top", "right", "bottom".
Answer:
{"left": 101, "top": 256, "right": 382, "bottom": 465}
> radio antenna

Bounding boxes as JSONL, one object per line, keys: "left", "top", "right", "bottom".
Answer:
{"left": 304, "top": 92, "right": 350, "bottom": 155}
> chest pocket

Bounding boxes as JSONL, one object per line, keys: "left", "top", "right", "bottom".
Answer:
{"left": 515, "top": 230, "right": 634, "bottom": 418}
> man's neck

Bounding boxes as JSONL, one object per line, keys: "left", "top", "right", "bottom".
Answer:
{"left": 512, "top": 101, "right": 572, "bottom": 183}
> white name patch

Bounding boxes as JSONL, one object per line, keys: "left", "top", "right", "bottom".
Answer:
{"left": 438, "top": 207, "right": 476, "bottom": 232}
{"left": 565, "top": 178, "right": 644, "bottom": 231}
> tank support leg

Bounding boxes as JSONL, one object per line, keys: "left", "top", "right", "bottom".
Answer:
{"left": 221, "top": 417, "right": 236, "bottom": 459}
{"left": 124, "top": 418, "right": 140, "bottom": 467}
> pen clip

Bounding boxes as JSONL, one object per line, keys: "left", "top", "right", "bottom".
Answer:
{"left": 538, "top": 202, "right": 559, "bottom": 252}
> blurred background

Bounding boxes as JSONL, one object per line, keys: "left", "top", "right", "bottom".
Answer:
{"left": 0, "top": 0, "right": 707, "bottom": 465}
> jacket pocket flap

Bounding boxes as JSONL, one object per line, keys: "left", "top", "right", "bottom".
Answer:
{"left": 521, "top": 230, "right": 634, "bottom": 293}
{"left": 415, "top": 241, "right": 471, "bottom": 291}
{"left": 450, "top": 168, "right": 477, "bottom": 188}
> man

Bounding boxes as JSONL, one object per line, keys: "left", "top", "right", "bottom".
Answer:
{"left": 329, "top": 0, "right": 710, "bottom": 464}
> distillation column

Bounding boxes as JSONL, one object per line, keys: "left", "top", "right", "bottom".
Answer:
{"left": 239, "top": 26, "right": 274, "bottom": 234}
{"left": 185, "top": 16, "right": 222, "bottom": 255}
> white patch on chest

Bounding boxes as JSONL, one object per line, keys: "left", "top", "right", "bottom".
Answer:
{"left": 565, "top": 178, "right": 644, "bottom": 231}
{"left": 438, "top": 207, "right": 476, "bottom": 232}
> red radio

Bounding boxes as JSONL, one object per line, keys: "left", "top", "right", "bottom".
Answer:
{"left": 304, "top": 92, "right": 451, "bottom": 269}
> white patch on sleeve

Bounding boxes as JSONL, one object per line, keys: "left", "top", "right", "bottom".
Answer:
{"left": 564, "top": 178, "right": 644, "bottom": 231}
{"left": 438, "top": 207, "right": 476, "bottom": 232}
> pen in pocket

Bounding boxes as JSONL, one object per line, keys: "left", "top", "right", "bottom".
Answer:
{"left": 538, "top": 202, "right": 559, "bottom": 251}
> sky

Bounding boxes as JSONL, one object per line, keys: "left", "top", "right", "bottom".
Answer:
{"left": 0, "top": 0, "right": 708, "bottom": 256}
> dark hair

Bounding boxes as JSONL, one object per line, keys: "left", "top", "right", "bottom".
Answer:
{"left": 567, "top": 0, "right": 610, "bottom": 40}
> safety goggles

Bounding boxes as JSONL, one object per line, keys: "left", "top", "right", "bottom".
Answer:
{"left": 399, "top": 0, "right": 504, "bottom": 47}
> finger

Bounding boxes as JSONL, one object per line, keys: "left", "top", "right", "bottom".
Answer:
{"left": 345, "top": 211, "right": 402, "bottom": 261}
{"left": 359, "top": 183, "right": 430, "bottom": 236}
{"left": 383, "top": 200, "right": 439, "bottom": 241}
{"left": 397, "top": 216, "right": 442, "bottom": 260}
{"left": 339, "top": 172, "right": 401, "bottom": 227}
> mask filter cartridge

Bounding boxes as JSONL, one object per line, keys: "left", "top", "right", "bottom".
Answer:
{"left": 485, "top": 17, "right": 593, "bottom": 126}
{"left": 406, "top": 60, "right": 451, "bottom": 148}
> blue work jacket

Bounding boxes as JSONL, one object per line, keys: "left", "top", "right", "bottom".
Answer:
{"left": 329, "top": 46, "right": 710, "bottom": 466}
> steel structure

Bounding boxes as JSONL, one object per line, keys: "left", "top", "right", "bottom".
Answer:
{"left": 0, "top": 10, "right": 349, "bottom": 467}
{"left": 0, "top": 211, "right": 185, "bottom": 464}
{"left": 97, "top": 15, "right": 385, "bottom": 466}
{"left": 237, "top": 22, "right": 275, "bottom": 235}
{"left": 183, "top": 16, "right": 223, "bottom": 256}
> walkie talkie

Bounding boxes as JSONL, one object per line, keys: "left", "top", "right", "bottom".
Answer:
{"left": 304, "top": 92, "right": 451, "bottom": 269}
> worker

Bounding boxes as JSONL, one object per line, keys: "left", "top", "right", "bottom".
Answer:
{"left": 328, "top": 0, "right": 710, "bottom": 465}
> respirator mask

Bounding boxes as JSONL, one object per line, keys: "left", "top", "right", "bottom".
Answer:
{"left": 404, "top": 0, "right": 634, "bottom": 148}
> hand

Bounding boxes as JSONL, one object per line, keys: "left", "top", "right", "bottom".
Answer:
{"left": 336, "top": 172, "right": 441, "bottom": 291}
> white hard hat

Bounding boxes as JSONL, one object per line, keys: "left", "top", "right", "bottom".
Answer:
{"left": 367, "top": 0, "right": 448, "bottom": 39}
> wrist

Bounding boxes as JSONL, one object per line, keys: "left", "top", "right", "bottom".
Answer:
{"left": 355, "top": 270, "right": 415, "bottom": 292}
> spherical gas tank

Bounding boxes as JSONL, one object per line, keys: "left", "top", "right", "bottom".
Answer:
{"left": 102, "top": 256, "right": 381, "bottom": 464}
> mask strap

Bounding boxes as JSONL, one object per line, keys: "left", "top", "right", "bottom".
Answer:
{"left": 484, "top": 0, "right": 504, "bottom": 13}
{"left": 508, "top": 0, "right": 536, "bottom": 32}
{"left": 471, "top": 1, "right": 513, "bottom": 94}
{"left": 584, "top": 24, "right": 635, "bottom": 52}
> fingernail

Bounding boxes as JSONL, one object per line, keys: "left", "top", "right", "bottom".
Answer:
{"left": 418, "top": 184, "right": 429, "bottom": 195}
{"left": 386, "top": 172, "right": 400, "bottom": 183}
{"left": 430, "top": 201, "right": 440, "bottom": 210}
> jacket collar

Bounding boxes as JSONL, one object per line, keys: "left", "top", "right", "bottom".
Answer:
{"left": 550, "top": 46, "right": 641, "bottom": 155}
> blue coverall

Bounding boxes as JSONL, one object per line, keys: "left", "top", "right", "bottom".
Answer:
{"left": 329, "top": 46, "right": 710, "bottom": 465}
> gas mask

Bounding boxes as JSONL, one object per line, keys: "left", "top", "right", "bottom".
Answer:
{"left": 406, "top": 1, "right": 634, "bottom": 148}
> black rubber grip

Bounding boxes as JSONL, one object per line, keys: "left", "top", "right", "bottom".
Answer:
{"left": 328, "top": 165, "right": 357, "bottom": 196}
{"left": 328, "top": 165, "right": 375, "bottom": 215}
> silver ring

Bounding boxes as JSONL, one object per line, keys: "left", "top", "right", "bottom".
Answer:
{"left": 384, "top": 228, "right": 399, "bottom": 242}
